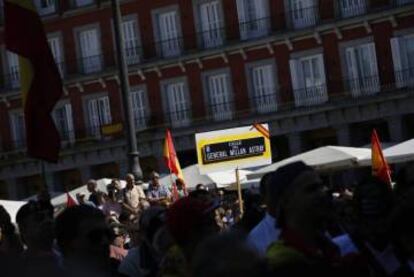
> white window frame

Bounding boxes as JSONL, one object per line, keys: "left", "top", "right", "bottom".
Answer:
{"left": 77, "top": 27, "right": 102, "bottom": 74}
{"left": 339, "top": 0, "right": 367, "bottom": 18}
{"left": 121, "top": 18, "right": 140, "bottom": 65}
{"left": 289, "top": 53, "right": 328, "bottom": 106}
{"left": 10, "top": 111, "right": 26, "bottom": 149}
{"left": 345, "top": 42, "right": 380, "bottom": 97}
{"left": 130, "top": 88, "right": 149, "bottom": 130}
{"left": 48, "top": 35, "right": 65, "bottom": 77}
{"left": 197, "top": 0, "right": 224, "bottom": 48}
{"left": 236, "top": 0, "right": 269, "bottom": 40}
{"left": 86, "top": 96, "right": 112, "bottom": 137}
{"left": 163, "top": 81, "right": 191, "bottom": 127}
{"left": 204, "top": 71, "right": 233, "bottom": 121}
{"left": 153, "top": 7, "right": 182, "bottom": 58}
{"left": 53, "top": 103, "right": 75, "bottom": 144}
{"left": 391, "top": 34, "right": 414, "bottom": 88}
{"left": 249, "top": 63, "right": 278, "bottom": 114}
{"left": 34, "top": 0, "right": 56, "bottom": 15}
{"left": 288, "top": 0, "right": 316, "bottom": 29}
{"left": 5, "top": 51, "right": 20, "bottom": 89}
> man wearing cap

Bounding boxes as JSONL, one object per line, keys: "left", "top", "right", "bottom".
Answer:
{"left": 122, "top": 173, "right": 146, "bottom": 218}
{"left": 146, "top": 171, "right": 172, "bottom": 206}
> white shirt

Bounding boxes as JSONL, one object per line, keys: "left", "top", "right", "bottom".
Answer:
{"left": 246, "top": 213, "right": 280, "bottom": 256}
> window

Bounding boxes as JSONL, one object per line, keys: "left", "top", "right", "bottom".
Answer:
{"left": 164, "top": 81, "right": 191, "bottom": 127}
{"left": 397, "top": 0, "right": 414, "bottom": 6}
{"left": 6, "top": 51, "right": 20, "bottom": 89}
{"left": 122, "top": 19, "right": 140, "bottom": 65}
{"left": 34, "top": 0, "right": 56, "bottom": 15}
{"left": 53, "top": 104, "right": 75, "bottom": 143}
{"left": 156, "top": 10, "right": 181, "bottom": 57}
{"left": 391, "top": 35, "right": 414, "bottom": 88}
{"left": 236, "top": 0, "right": 269, "bottom": 40}
{"left": 345, "top": 42, "right": 379, "bottom": 97}
{"left": 206, "top": 73, "right": 233, "bottom": 121}
{"left": 339, "top": 0, "right": 367, "bottom": 18}
{"left": 250, "top": 64, "right": 278, "bottom": 113}
{"left": 131, "top": 89, "right": 148, "bottom": 130}
{"left": 289, "top": 0, "right": 316, "bottom": 29}
{"left": 10, "top": 112, "right": 26, "bottom": 149}
{"left": 48, "top": 36, "right": 64, "bottom": 77}
{"left": 199, "top": 1, "right": 224, "bottom": 48}
{"left": 87, "top": 96, "right": 112, "bottom": 137}
{"left": 289, "top": 54, "right": 327, "bottom": 106}
{"left": 75, "top": 0, "right": 93, "bottom": 7}
{"left": 78, "top": 28, "right": 102, "bottom": 73}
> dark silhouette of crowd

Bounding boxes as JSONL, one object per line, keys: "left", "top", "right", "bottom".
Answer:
{"left": 1, "top": 163, "right": 414, "bottom": 277}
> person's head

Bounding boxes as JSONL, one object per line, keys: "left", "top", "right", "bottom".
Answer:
{"left": 76, "top": 193, "right": 86, "bottom": 204}
{"left": 353, "top": 177, "right": 394, "bottom": 245}
{"left": 166, "top": 197, "right": 219, "bottom": 258}
{"left": 192, "top": 233, "right": 268, "bottom": 277}
{"left": 126, "top": 173, "right": 135, "bottom": 189}
{"left": 55, "top": 205, "right": 112, "bottom": 268}
{"left": 107, "top": 189, "right": 117, "bottom": 202}
{"left": 110, "top": 179, "right": 122, "bottom": 191}
{"left": 110, "top": 223, "right": 126, "bottom": 248}
{"left": 196, "top": 184, "right": 207, "bottom": 191}
{"left": 176, "top": 178, "right": 185, "bottom": 190}
{"left": 391, "top": 188, "right": 414, "bottom": 259}
{"left": 275, "top": 162, "right": 331, "bottom": 232}
{"left": 86, "top": 179, "right": 97, "bottom": 193}
{"left": 150, "top": 171, "right": 160, "bottom": 187}
{"left": 16, "top": 200, "right": 54, "bottom": 252}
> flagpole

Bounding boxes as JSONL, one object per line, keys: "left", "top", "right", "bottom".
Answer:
{"left": 236, "top": 167, "right": 243, "bottom": 216}
{"left": 111, "top": 0, "right": 143, "bottom": 180}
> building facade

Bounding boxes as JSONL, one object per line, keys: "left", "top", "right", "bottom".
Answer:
{"left": 0, "top": 0, "right": 414, "bottom": 199}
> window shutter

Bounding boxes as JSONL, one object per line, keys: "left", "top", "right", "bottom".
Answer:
{"left": 289, "top": 59, "right": 304, "bottom": 106}
{"left": 7, "top": 51, "right": 20, "bottom": 88}
{"left": 122, "top": 20, "right": 139, "bottom": 63}
{"left": 367, "top": 42, "right": 380, "bottom": 92}
{"left": 101, "top": 96, "right": 112, "bottom": 125}
{"left": 65, "top": 104, "right": 75, "bottom": 143}
{"left": 345, "top": 47, "right": 361, "bottom": 95}
{"left": 88, "top": 99, "right": 99, "bottom": 136}
{"left": 391, "top": 37, "right": 404, "bottom": 88}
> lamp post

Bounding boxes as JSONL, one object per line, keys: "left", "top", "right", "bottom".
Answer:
{"left": 111, "top": 0, "right": 143, "bottom": 179}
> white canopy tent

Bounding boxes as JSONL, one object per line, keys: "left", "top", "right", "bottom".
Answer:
{"left": 51, "top": 178, "right": 131, "bottom": 207}
{"left": 247, "top": 146, "right": 371, "bottom": 180}
{"left": 359, "top": 138, "right": 414, "bottom": 166}
{"left": 159, "top": 164, "right": 252, "bottom": 190}
{"left": 0, "top": 199, "right": 27, "bottom": 223}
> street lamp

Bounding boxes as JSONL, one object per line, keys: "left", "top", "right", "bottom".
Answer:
{"left": 111, "top": 0, "right": 143, "bottom": 179}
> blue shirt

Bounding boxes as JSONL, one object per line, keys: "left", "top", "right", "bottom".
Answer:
{"left": 246, "top": 213, "right": 280, "bottom": 256}
{"left": 146, "top": 184, "right": 171, "bottom": 199}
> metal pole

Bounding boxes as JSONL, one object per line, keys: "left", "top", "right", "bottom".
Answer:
{"left": 111, "top": 0, "right": 143, "bottom": 179}
{"left": 236, "top": 168, "right": 244, "bottom": 216}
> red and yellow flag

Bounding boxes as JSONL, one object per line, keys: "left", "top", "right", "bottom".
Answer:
{"left": 371, "top": 129, "right": 392, "bottom": 185}
{"left": 5, "top": 0, "right": 63, "bottom": 162}
{"left": 252, "top": 123, "right": 270, "bottom": 139}
{"left": 163, "top": 129, "right": 186, "bottom": 198}
{"left": 66, "top": 193, "right": 77, "bottom": 208}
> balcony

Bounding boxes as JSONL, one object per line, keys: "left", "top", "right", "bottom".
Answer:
{"left": 199, "top": 26, "right": 226, "bottom": 49}
{"left": 250, "top": 92, "right": 279, "bottom": 114}
{"left": 166, "top": 109, "right": 192, "bottom": 128}
{"left": 394, "top": 67, "right": 414, "bottom": 88}
{"left": 345, "top": 75, "right": 380, "bottom": 98}
{"left": 293, "top": 84, "right": 328, "bottom": 107}
{"left": 78, "top": 53, "right": 104, "bottom": 74}
{"left": 156, "top": 37, "right": 183, "bottom": 58}
{"left": 287, "top": 5, "right": 319, "bottom": 30}
{"left": 239, "top": 17, "right": 271, "bottom": 41}
{"left": 208, "top": 101, "right": 234, "bottom": 121}
{"left": 337, "top": 0, "right": 367, "bottom": 18}
{"left": 72, "top": 0, "right": 95, "bottom": 9}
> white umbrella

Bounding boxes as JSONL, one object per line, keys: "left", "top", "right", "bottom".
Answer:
{"left": 359, "top": 138, "right": 414, "bottom": 165}
{"left": 247, "top": 146, "right": 371, "bottom": 180}
{"left": 207, "top": 170, "right": 252, "bottom": 188}
{"left": 159, "top": 164, "right": 214, "bottom": 190}
{"left": 0, "top": 199, "right": 27, "bottom": 223}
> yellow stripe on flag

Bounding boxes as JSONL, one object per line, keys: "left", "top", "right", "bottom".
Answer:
{"left": 19, "top": 56, "right": 33, "bottom": 107}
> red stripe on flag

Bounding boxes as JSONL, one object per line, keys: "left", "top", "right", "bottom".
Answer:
{"left": 252, "top": 123, "right": 270, "bottom": 139}
{"left": 5, "top": 1, "right": 62, "bottom": 162}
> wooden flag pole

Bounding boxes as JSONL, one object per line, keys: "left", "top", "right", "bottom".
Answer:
{"left": 236, "top": 167, "right": 244, "bottom": 216}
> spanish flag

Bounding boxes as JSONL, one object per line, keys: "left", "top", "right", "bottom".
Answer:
{"left": 163, "top": 129, "right": 186, "bottom": 198}
{"left": 371, "top": 129, "right": 392, "bottom": 185}
{"left": 4, "top": 0, "right": 63, "bottom": 162}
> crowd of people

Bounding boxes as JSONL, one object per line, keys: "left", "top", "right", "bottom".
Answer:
{"left": 1, "top": 162, "right": 414, "bottom": 276}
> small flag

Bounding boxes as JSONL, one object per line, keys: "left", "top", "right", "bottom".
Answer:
{"left": 252, "top": 123, "right": 270, "bottom": 139}
{"left": 371, "top": 129, "right": 392, "bottom": 186}
{"left": 66, "top": 193, "right": 77, "bottom": 208}
{"left": 163, "top": 129, "right": 186, "bottom": 195}
{"left": 4, "top": 0, "right": 63, "bottom": 162}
